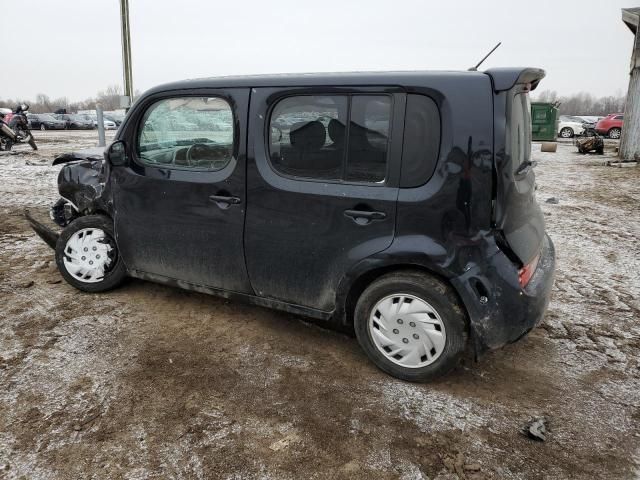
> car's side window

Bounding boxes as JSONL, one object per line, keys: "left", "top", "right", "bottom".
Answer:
{"left": 399, "top": 94, "right": 440, "bottom": 188}
{"left": 268, "top": 95, "right": 391, "bottom": 184}
{"left": 137, "top": 96, "right": 234, "bottom": 171}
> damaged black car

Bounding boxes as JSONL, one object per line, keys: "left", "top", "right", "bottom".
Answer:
{"left": 27, "top": 69, "right": 556, "bottom": 382}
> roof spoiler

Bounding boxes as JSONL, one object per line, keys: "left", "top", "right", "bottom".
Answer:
{"left": 483, "top": 68, "right": 546, "bottom": 92}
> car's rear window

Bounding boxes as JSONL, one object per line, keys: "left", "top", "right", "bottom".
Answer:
{"left": 509, "top": 92, "right": 532, "bottom": 172}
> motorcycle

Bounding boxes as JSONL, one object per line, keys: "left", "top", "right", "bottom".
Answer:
{"left": 0, "top": 104, "right": 38, "bottom": 151}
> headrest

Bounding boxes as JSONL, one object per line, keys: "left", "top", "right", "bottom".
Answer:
{"left": 290, "top": 121, "right": 325, "bottom": 151}
{"left": 327, "top": 119, "right": 345, "bottom": 145}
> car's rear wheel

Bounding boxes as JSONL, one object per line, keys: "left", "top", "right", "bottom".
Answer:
{"left": 354, "top": 271, "right": 467, "bottom": 382}
{"left": 559, "top": 127, "right": 573, "bottom": 138}
{"left": 608, "top": 127, "right": 621, "bottom": 139}
{"left": 55, "top": 215, "right": 126, "bottom": 293}
{"left": 40, "top": 124, "right": 46, "bottom": 131}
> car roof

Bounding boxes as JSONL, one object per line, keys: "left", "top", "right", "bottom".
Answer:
{"left": 142, "top": 68, "right": 544, "bottom": 96}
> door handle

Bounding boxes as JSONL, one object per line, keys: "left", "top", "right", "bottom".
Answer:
{"left": 344, "top": 209, "right": 386, "bottom": 225}
{"left": 209, "top": 194, "right": 241, "bottom": 209}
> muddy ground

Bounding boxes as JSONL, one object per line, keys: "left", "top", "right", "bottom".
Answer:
{"left": 0, "top": 131, "right": 639, "bottom": 479}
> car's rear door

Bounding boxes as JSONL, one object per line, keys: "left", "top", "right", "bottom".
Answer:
{"left": 244, "top": 87, "right": 404, "bottom": 312}
{"left": 494, "top": 80, "right": 545, "bottom": 266}
{"left": 111, "top": 88, "right": 253, "bottom": 293}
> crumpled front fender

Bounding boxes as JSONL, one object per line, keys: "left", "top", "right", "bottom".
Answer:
{"left": 54, "top": 148, "right": 111, "bottom": 216}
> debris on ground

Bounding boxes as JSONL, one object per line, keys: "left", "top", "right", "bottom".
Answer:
{"left": 546, "top": 197, "right": 559, "bottom": 204}
{"left": 523, "top": 417, "right": 548, "bottom": 442}
{"left": 268, "top": 432, "right": 301, "bottom": 451}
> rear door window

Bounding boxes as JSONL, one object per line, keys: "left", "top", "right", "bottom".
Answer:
{"left": 269, "top": 94, "right": 391, "bottom": 184}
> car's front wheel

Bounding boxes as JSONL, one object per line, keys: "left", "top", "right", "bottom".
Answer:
{"left": 608, "top": 127, "right": 621, "bottom": 139}
{"left": 40, "top": 124, "right": 46, "bottom": 131}
{"left": 559, "top": 127, "right": 573, "bottom": 138}
{"left": 55, "top": 215, "right": 127, "bottom": 292}
{"left": 354, "top": 271, "right": 467, "bottom": 382}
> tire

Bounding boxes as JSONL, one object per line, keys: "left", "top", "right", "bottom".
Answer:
{"left": 608, "top": 127, "right": 621, "bottom": 139}
{"left": 354, "top": 271, "right": 467, "bottom": 382}
{"left": 559, "top": 127, "right": 574, "bottom": 138}
{"left": 55, "top": 215, "right": 127, "bottom": 293}
{"left": 40, "top": 124, "right": 46, "bottom": 131}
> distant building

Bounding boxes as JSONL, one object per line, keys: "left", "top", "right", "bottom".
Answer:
{"left": 620, "top": 8, "right": 640, "bottom": 161}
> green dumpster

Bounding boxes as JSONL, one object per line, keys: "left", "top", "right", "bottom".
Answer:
{"left": 531, "top": 102, "right": 559, "bottom": 142}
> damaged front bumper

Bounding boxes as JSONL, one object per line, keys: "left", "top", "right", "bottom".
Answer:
{"left": 24, "top": 210, "right": 59, "bottom": 249}
{"left": 26, "top": 146, "right": 110, "bottom": 250}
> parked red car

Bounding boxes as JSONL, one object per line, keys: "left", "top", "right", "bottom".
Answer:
{"left": 595, "top": 113, "right": 624, "bottom": 139}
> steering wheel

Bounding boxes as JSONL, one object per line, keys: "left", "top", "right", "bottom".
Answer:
{"left": 171, "top": 143, "right": 204, "bottom": 167}
{"left": 185, "top": 143, "right": 212, "bottom": 167}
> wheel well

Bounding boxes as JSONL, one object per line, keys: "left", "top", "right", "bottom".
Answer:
{"left": 342, "top": 264, "right": 460, "bottom": 327}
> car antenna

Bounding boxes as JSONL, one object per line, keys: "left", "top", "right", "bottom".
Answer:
{"left": 468, "top": 42, "right": 502, "bottom": 71}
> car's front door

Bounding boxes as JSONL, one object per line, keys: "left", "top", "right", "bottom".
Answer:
{"left": 111, "top": 88, "right": 253, "bottom": 293}
{"left": 245, "top": 88, "right": 404, "bottom": 313}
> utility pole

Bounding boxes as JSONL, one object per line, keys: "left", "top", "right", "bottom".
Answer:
{"left": 119, "top": 0, "right": 133, "bottom": 109}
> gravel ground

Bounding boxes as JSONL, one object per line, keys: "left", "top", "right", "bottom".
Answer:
{"left": 0, "top": 132, "right": 639, "bottom": 479}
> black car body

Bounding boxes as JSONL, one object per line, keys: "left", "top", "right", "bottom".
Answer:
{"left": 29, "top": 68, "right": 555, "bottom": 381}
{"left": 28, "top": 113, "right": 66, "bottom": 130}
{"left": 56, "top": 114, "right": 94, "bottom": 130}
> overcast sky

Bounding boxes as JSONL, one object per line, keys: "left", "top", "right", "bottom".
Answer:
{"left": 1, "top": 0, "right": 635, "bottom": 101}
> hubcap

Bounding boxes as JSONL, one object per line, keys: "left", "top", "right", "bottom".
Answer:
{"left": 63, "top": 228, "right": 114, "bottom": 283}
{"left": 561, "top": 128, "right": 572, "bottom": 138}
{"left": 369, "top": 294, "right": 446, "bottom": 369}
{"left": 610, "top": 129, "right": 620, "bottom": 139}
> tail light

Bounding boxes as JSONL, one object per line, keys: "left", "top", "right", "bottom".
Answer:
{"left": 518, "top": 253, "right": 540, "bottom": 289}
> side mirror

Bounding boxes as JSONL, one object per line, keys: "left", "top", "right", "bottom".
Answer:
{"left": 106, "top": 140, "right": 128, "bottom": 166}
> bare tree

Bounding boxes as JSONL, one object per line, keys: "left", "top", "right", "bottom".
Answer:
{"left": 533, "top": 90, "right": 626, "bottom": 116}
{"left": 96, "top": 85, "right": 123, "bottom": 111}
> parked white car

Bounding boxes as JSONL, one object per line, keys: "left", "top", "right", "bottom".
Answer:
{"left": 80, "top": 114, "right": 117, "bottom": 130}
{"left": 558, "top": 115, "right": 586, "bottom": 138}
{"left": 102, "top": 119, "right": 117, "bottom": 130}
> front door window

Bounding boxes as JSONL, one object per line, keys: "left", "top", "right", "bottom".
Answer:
{"left": 137, "top": 96, "right": 234, "bottom": 171}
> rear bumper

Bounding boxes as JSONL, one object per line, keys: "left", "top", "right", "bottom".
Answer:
{"left": 451, "top": 234, "right": 556, "bottom": 356}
